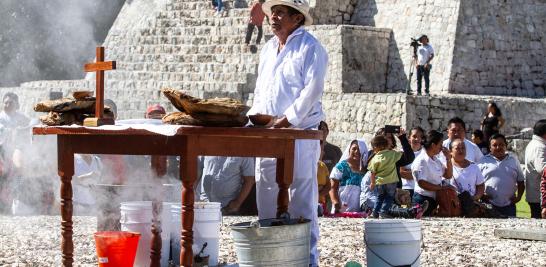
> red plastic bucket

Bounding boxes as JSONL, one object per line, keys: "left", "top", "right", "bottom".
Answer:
{"left": 94, "top": 231, "right": 140, "bottom": 267}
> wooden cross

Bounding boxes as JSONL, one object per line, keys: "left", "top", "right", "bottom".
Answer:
{"left": 83, "top": 46, "right": 116, "bottom": 127}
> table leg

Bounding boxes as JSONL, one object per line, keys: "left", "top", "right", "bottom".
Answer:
{"left": 276, "top": 140, "right": 295, "bottom": 218}
{"left": 58, "top": 137, "right": 74, "bottom": 267}
{"left": 150, "top": 201, "right": 162, "bottom": 267}
{"left": 150, "top": 156, "right": 166, "bottom": 267}
{"left": 180, "top": 138, "right": 198, "bottom": 267}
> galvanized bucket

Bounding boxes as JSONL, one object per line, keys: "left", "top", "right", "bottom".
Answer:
{"left": 231, "top": 218, "right": 311, "bottom": 267}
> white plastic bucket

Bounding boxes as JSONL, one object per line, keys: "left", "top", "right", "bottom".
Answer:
{"left": 120, "top": 201, "right": 173, "bottom": 267}
{"left": 364, "top": 219, "right": 422, "bottom": 267}
{"left": 171, "top": 202, "right": 222, "bottom": 266}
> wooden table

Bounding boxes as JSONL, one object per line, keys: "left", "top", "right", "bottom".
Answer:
{"left": 33, "top": 125, "right": 322, "bottom": 267}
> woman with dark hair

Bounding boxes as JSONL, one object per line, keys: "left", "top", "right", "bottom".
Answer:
{"left": 329, "top": 139, "right": 367, "bottom": 213}
{"left": 411, "top": 130, "right": 453, "bottom": 216}
{"left": 481, "top": 102, "right": 505, "bottom": 142}
{"left": 448, "top": 139, "right": 485, "bottom": 199}
{"left": 399, "top": 126, "right": 425, "bottom": 198}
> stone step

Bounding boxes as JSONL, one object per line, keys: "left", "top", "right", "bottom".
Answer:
{"left": 106, "top": 79, "right": 248, "bottom": 94}
{"left": 109, "top": 44, "right": 259, "bottom": 55}
{"left": 152, "top": 17, "right": 249, "bottom": 28}
{"left": 154, "top": 9, "right": 249, "bottom": 24}
{"left": 108, "top": 69, "right": 255, "bottom": 83}
{"left": 117, "top": 61, "right": 257, "bottom": 73}
{"left": 116, "top": 53, "right": 259, "bottom": 65}
{"left": 160, "top": 8, "right": 250, "bottom": 19}
{"left": 494, "top": 228, "right": 546, "bottom": 242}
{"left": 124, "top": 26, "right": 251, "bottom": 40}
{"left": 151, "top": 24, "right": 251, "bottom": 36}
{"left": 169, "top": 1, "right": 238, "bottom": 11}
{"left": 161, "top": 16, "right": 250, "bottom": 26}
{"left": 120, "top": 34, "right": 261, "bottom": 46}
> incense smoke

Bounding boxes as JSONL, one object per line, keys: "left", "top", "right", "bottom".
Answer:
{"left": 0, "top": 0, "right": 125, "bottom": 87}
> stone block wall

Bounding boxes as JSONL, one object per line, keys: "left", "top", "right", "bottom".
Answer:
{"left": 323, "top": 92, "right": 546, "bottom": 150}
{"left": 310, "top": 0, "right": 358, "bottom": 25}
{"left": 405, "top": 94, "right": 546, "bottom": 136}
{"left": 350, "top": 0, "right": 460, "bottom": 94}
{"left": 0, "top": 0, "right": 544, "bottom": 154}
{"left": 308, "top": 25, "right": 391, "bottom": 93}
{"left": 322, "top": 92, "right": 407, "bottom": 148}
{"left": 449, "top": 0, "right": 546, "bottom": 97}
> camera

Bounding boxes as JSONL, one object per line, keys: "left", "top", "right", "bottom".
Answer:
{"left": 410, "top": 37, "right": 421, "bottom": 48}
{"left": 384, "top": 125, "right": 401, "bottom": 134}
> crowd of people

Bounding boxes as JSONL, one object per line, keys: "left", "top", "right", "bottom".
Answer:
{"left": 323, "top": 115, "right": 546, "bottom": 220}
{"left": 0, "top": 1, "right": 544, "bottom": 265}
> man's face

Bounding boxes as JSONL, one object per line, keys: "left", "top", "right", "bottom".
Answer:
{"left": 448, "top": 123, "right": 465, "bottom": 140}
{"left": 490, "top": 138, "right": 507, "bottom": 159}
{"left": 270, "top": 5, "right": 303, "bottom": 38}
{"left": 420, "top": 37, "right": 429, "bottom": 45}
{"left": 3, "top": 96, "right": 16, "bottom": 113}
{"left": 450, "top": 139, "right": 466, "bottom": 160}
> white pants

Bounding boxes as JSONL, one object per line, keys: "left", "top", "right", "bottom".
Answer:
{"left": 255, "top": 139, "right": 320, "bottom": 266}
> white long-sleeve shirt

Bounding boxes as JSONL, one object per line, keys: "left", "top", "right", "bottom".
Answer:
{"left": 247, "top": 26, "right": 328, "bottom": 129}
{"left": 524, "top": 135, "right": 546, "bottom": 203}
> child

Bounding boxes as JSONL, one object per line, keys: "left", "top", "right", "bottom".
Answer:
{"left": 317, "top": 159, "right": 330, "bottom": 216}
{"left": 471, "top": 129, "right": 489, "bottom": 155}
{"left": 369, "top": 135, "right": 402, "bottom": 218}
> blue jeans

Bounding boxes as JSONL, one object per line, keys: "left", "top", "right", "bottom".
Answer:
{"left": 412, "top": 192, "right": 437, "bottom": 216}
{"left": 493, "top": 203, "right": 516, "bottom": 217}
{"left": 216, "top": 0, "right": 224, "bottom": 12}
{"left": 373, "top": 183, "right": 397, "bottom": 215}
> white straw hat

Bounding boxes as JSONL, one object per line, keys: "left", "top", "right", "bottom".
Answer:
{"left": 262, "top": 0, "right": 313, "bottom": 26}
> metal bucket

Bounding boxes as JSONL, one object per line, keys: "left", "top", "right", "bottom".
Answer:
{"left": 230, "top": 218, "right": 311, "bottom": 267}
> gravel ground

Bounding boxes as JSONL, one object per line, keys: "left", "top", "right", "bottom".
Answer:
{"left": 1, "top": 215, "right": 545, "bottom": 266}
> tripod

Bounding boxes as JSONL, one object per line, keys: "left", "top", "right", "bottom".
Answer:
{"left": 405, "top": 42, "right": 419, "bottom": 95}
{"left": 406, "top": 56, "right": 416, "bottom": 95}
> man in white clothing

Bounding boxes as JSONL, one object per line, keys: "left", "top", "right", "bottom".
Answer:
{"left": 0, "top": 92, "right": 29, "bottom": 129}
{"left": 442, "top": 117, "right": 483, "bottom": 163}
{"left": 247, "top": 0, "right": 328, "bottom": 265}
{"left": 415, "top": 34, "right": 434, "bottom": 95}
{"left": 524, "top": 119, "right": 546, "bottom": 219}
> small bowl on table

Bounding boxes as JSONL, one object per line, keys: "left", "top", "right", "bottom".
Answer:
{"left": 248, "top": 114, "right": 274, "bottom": 127}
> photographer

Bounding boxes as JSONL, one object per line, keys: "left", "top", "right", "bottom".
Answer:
{"left": 414, "top": 35, "right": 434, "bottom": 95}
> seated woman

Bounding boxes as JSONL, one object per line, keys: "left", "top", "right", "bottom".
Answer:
{"left": 411, "top": 130, "right": 453, "bottom": 216}
{"left": 329, "top": 139, "right": 367, "bottom": 213}
{"left": 448, "top": 138, "right": 486, "bottom": 216}
{"left": 360, "top": 172, "right": 427, "bottom": 219}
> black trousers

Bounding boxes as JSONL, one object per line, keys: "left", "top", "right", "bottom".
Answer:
{"left": 416, "top": 65, "right": 431, "bottom": 94}
{"left": 245, "top": 23, "right": 263, "bottom": 45}
{"left": 529, "top": 202, "right": 542, "bottom": 219}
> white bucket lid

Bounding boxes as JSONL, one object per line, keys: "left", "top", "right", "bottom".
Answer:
{"left": 194, "top": 202, "right": 221, "bottom": 210}
{"left": 120, "top": 201, "right": 173, "bottom": 209}
{"left": 365, "top": 219, "right": 421, "bottom": 229}
{"left": 170, "top": 202, "right": 221, "bottom": 211}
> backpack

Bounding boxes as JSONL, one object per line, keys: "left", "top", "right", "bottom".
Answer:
{"left": 436, "top": 187, "right": 462, "bottom": 217}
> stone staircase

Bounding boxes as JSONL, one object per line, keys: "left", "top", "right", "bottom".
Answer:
{"left": 99, "top": 0, "right": 267, "bottom": 118}
{"left": 0, "top": 0, "right": 268, "bottom": 119}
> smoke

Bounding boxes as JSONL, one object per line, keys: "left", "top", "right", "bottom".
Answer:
{"left": 6, "top": 125, "right": 181, "bottom": 221}
{"left": 0, "top": 0, "right": 125, "bottom": 87}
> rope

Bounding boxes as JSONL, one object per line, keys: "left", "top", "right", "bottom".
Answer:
{"left": 364, "top": 233, "right": 422, "bottom": 267}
